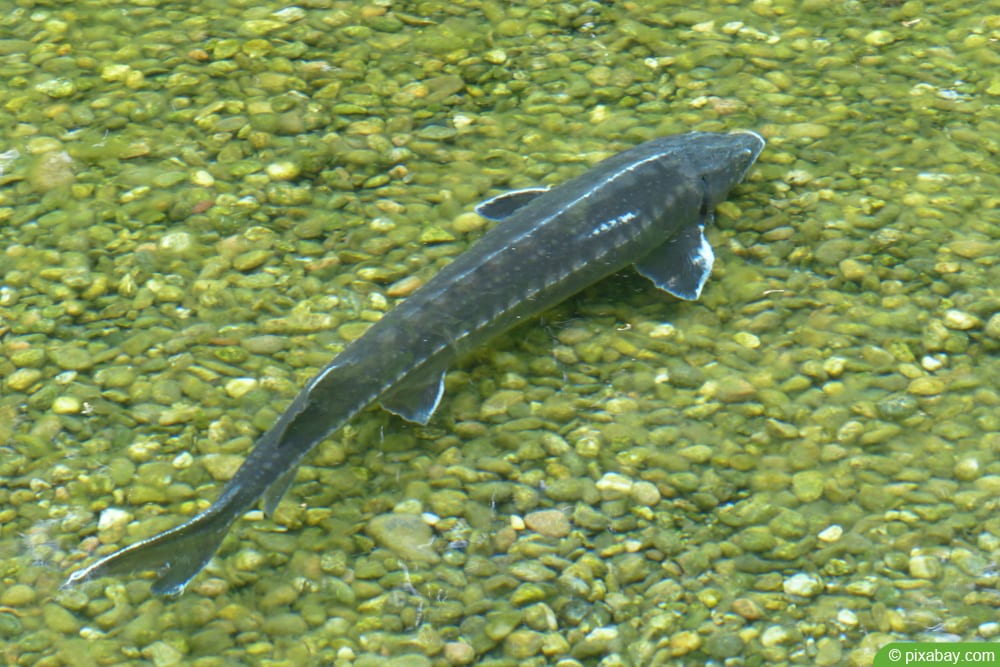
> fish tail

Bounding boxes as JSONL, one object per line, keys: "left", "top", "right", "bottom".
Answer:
{"left": 64, "top": 506, "right": 237, "bottom": 596}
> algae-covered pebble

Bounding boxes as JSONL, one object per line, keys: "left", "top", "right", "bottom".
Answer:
{"left": 202, "top": 453, "right": 244, "bottom": 481}
{"left": 443, "top": 641, "right": 476, "bottom": 665}
{"left": 985, "top": 314, "right": 1000, "bottom": 340}
{"left": 453, "top": 212, "right": 486, "bottom": 234}
{"left": 864, "top": 30, "right": 895, "bottom": 46}
{"left": 0, "top": 584, "right": 36, "bottom": 606}
{"left": 524, "top": 509, "right": 570, "bottom": 538}
{"left": 141, "top": 641, "right": 184, "bottom": 666}
{"left": 232, "top": 249, "right": 272, "bottom": 272}
{"left": 366, "top": 512, "right": 440, "bottom": 563}
{"left": 630, "top": 480, "right": 661, "bottom": 506}
{"left": 504, "top": 628, "right": 543, "bottom": 658}
{"left": 791, "top": 471, "right": 824, "bottom": 502}
{"left": 573, "top": 626, "right": 621, "bottom": 658}
{"left": 711, "top": 376, "right": 757, "bottom": 402}
{"left": 6, "top": 368, "right": 43, "bottom": 392}
{"left": 43, "top": 602, "right": 82, "bottom": 634}
{"left": 484, "top": 609, "right": 522, "bottom": 641}
{"left": 908, "top": 377, "right": 945, "bottom": 396}
{"left": 908, "top": 553, "right": 942, "bottom": 579}
{"left": 49, "top": 345, "right": 94, "bottom": 371}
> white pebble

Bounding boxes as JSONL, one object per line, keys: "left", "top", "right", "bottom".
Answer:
{"left": 596, "top": 472, "right": 634, "bottom": 499}
{"left": 783, "top": 572, "right": 823, "bottom": 597}
{"left": 942, "top": 309, "right": 979, "bottom": 330}
{"left": 225, "top": 377, "right": 258, "bottom": 398}
{"left": 761, "top": 625, "right": 792, "bottom": 647}
{"left": 817, "top": 524, "right": 843, "bottom": 543}
{"left": 837, "top": 609, "right": 859, "bottom": 627}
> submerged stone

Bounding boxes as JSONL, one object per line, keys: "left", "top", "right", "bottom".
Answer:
{"left": 366, "top": 512, "right": 440, "bottom": 564}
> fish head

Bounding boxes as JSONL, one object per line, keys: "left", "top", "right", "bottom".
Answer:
{"left": 686, "top": 130, "right": 765, "bottom": 211}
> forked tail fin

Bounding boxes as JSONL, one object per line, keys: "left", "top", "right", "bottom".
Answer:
{"left": 64, "top": 506, "right": 236, "bottom": 596}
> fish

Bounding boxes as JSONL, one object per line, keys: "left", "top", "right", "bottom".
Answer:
{"left": 65, "top": 130, "right": 765, "bottom": 595}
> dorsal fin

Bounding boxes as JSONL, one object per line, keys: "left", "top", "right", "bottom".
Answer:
{"left": 474, "top": 187, "right": 551, "bottom": 220}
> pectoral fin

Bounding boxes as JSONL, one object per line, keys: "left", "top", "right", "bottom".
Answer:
{"left": 634, "top": 220, "right": 715, "bottom": 301}
{"left": 475, "top": 187, "right": 550, "bottom": 221}
{"left": 380, "top": 368, "right": 446, "bottom": 425}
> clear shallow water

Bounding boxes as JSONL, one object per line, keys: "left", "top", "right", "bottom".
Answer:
{"left": 0, "top": 1, "right": 997, "bottom": 665}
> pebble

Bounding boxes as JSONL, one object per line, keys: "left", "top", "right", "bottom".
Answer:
{"left": 524, "top": 509, "right": 570, "bottom": 538}
{"left": 43, "top": 603, "right": 81, "bottom": 634}
{"left": 951, "top": 548, "right": 988, "bottom": 577}
{"left": 191, "top": 169, "right": 215, "bottom": 186}
{"left": 732, "top": 597, "right": 764, "bottom": 620}
{"left": 366, "top": 512, "right": 440, "bottom": 563}
{"left": 484, "top": 610, "right": 522, "bottom": 641}
{"left": 815, "top": 636, "right": 843, "bottom": 666}
{"left": 573, "top": 626, "right": 620, "bottom": 658}
{"left": 0, "top": 584, "right": 36, "bottom": 606}
{"left": 97, "top": 507, "right": 132, "bottom": 544}
{"left": 159, "top": 231, "right": 193, "bottom": 254}
{"left": 596, "top": 472, "right": 634, "bottom": 499}
{"left": 984, "top": 313, "right": 1000, "bottom": 339}
{"left": 630, "top": 481, "right": 661, "bottom": 506}
{"left": 670, "top": 630, "right": 701, "bottom": 656}
{"left": 818, "top": 524, "right": 843, "bottom": 542}
{"left": 734, "top": 331, "right": 760, "bottom": 349}
{"left": 908, "top": 377, "right": 945, "bottom": 396}
{"left": 791, "top": 470, "right": 824, "bottom": 502}
{"left": 49, "top": 345, "right": 93, "bottom": 371}
{"left": 678, "top": 444, "right": 713, "bottom": 463}
{"left": 225, "top": 377, "right": 258, "bottom": 398}
{"left": 949, "top": 239, "right": 993, "bottom": 258}
{"left": 909, "top": 553, "right": 942, "bottom": 579}
{"left": 453, "top": 211, "right": 487, "bottom": 234}
{"left": 783, "top": 573, "right": 823, "bottom": 597}
{"left": 953, "top": 457, "right": 981, "bottom": 481}
{"left": 703, "top": 631, "right": 744, "bottom": 659}
{"left": 504, "top": 629, "right": 543, "bottom": 658}
{"left": 760, "top": 624, "right": 792, "bottom": 647}
{"left": 942, "top": 309, "right": 979, "bottom": 330}
{"left": 201, "top": 453, "right": 244, "bottom": 481}
{"left": 443, "top": 641, "right": 476, "bottom": 665}
{"left": 838, "top": 258, "right": 867, "bottom": 281}
{"left": 837, "top": 609, "right": 860, "bottom": 627}
{"left": 712, "top": 376, "right": 757, "bottom": 402}
{"left": 783, "top": 122, "right": 830, "bottom": 140}
{"left": 142, "top": 640, "right": 184, "bottom": 666}
{"left": 7, "top": 368, "right": 43, "bottom": 391}
{"left": 232, "top": 249, "right": 272, "bottom": 272}
{"left": 265, "top": 161, "right": 300, "bottom": 181}
{"left": 864, "top": 29, "right": 895, "bottom": 46}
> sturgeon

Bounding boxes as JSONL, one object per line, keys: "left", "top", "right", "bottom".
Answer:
{"left": 66, "top": 130, "right": 765, "bottom": 595}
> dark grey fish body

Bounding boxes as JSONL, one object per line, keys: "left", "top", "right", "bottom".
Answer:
{"left": 66, "top": 130, "right": 765, "bottom": 595}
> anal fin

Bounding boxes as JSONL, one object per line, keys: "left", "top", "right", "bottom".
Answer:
{"left": 261, "top": 463, "right": 301, "bottom": 517}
